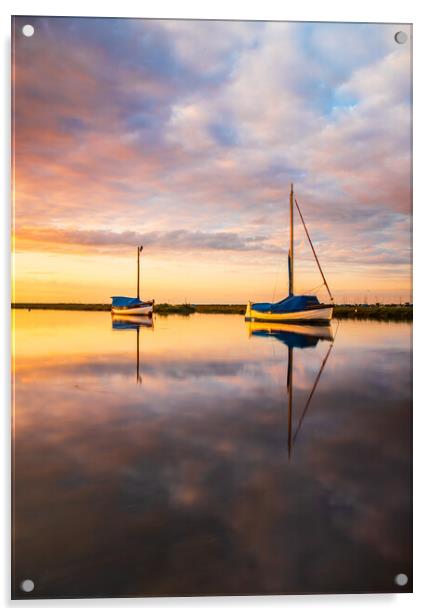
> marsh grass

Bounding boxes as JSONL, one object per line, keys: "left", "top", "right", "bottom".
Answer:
{"left": 12, "top": 303, "right": 412, "bottom": 321}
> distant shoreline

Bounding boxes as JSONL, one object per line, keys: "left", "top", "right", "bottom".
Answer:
{"left": 11, "top": 303, "right": 413, "bottom": 321}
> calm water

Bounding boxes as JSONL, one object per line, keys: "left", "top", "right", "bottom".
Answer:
{"left": 12, "top": 310, "right": 412, "bottom": 598}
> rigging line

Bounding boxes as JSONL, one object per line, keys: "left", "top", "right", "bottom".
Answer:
{"left": 298, "top": 282, "right": 325, "bottom": 296}
{"left": 294, "top": 198, "right": 334, "bottom": 303}
{"left": 292, "top": 321, "right": 339, "bottom": 445}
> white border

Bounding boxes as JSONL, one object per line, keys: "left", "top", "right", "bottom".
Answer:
{"left": 1, "top": 1, "right": 430, "bottom": 614}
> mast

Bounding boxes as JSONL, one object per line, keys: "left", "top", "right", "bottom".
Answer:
{"left": 137, "top": 245, "right": 143, "bottom": 299}
{"left": 289, "top": 183, "right": 294, "bottom": 296}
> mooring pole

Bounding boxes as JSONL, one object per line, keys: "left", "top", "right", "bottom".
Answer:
{"left": 137, "top": 246, "right": 143, "bottom": 299}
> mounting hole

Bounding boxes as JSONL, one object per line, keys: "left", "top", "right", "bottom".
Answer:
{"left": 22, "top": 24, "right": 34, "bottom": 37}
{"left": 395, "top": 573, "right": 408, "bottom": 587}
{"left": 394, "top": 31, "right": 407, "bottom": 44}
{"left": 20, "top": 579, "right": 35, "bottom": 592}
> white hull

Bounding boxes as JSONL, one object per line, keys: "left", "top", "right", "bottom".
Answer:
{"left": 246, "top": 303, "right": 333, "bottom": 323}
{"left": 112, "top": 304, "right": 153, "bottom": 316}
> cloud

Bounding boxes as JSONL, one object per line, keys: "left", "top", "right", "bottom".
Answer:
{"left": 12, "top": 17, "right": 412, "bottom": 299}
{"left": 15, "top": 225, "right": 274, "bottom": 253}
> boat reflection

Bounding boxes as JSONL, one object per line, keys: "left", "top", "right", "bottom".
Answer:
{"left": 112, "top": 315, "right": 154, "bottom": 384}
{"left": 248, "top": 322, "right": 333, "bottom": 348}
{"left": 249, "top": 322, "right": 335, "bottom": 458}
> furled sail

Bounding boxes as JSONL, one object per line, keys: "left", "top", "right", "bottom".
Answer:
{"left": 111, "top": 296, "right": 142, "bottom": 308}
{"left": 250, "top": 295, "right": 321, "bottom": 314}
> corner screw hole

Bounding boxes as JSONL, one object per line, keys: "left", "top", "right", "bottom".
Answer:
{"left": 395, "top": 573, "right": 408, "bottom": 586}
{"left": 20, "top": 579, "right": 35, "bottom": 592}
{"left": 22, "top": 24, "right": 35, "bottom": 38}
{"left": 394, "top": 31, "right": 407, "bottom": 44}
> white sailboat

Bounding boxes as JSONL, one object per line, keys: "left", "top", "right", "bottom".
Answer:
{"left": 111, "top": 246, "right": 154, "bottom": 316}
{"left": 245, "top": 184, "right": 334, "bottom": 324}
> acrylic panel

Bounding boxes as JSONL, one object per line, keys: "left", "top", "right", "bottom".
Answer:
{"left": 11, "top": 16, "right": 412, "bottom": 599}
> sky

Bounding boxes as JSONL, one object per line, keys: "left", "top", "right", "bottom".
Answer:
{"left": 12, "top": 17, "right": 412, "bottom": 304}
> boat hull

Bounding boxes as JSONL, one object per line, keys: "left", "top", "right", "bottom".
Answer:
{"left": 111, "top": 304, "right": 153, "bottom": 316}
{"left": 245, "top": 302, "right": 333, "bottom": 323}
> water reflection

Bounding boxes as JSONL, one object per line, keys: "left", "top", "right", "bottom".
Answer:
{"left": 249, "top": 322, "right": 335, "bottom": 458}
{"left": 248, "top": 321, "right": 334, "bottom": 348}
{"left": 12, "top": 311, "right": 412, "bottom": 599}
{"left": 112, "top": 315, "right": 153, "bottom": 384}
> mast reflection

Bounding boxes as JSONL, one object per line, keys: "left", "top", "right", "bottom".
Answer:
{"left": 248, "top": 322, "right": 336, "bottom": 458}
{"left": 112, "top": 315, "right": 154, "bottom": 384}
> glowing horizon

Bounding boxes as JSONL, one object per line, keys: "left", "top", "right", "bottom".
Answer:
{"left": 12, "top": 18, "right": 412, "bottom": 304}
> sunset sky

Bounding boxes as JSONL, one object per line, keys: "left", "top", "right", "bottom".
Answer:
{"left": 12, "top": 17, "right": 412, "bottom": 304}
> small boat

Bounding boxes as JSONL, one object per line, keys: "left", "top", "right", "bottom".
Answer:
{"left": 111, "top": 246, "right": 154, "bottom": 316}
{"left": 111, "top": 297, "right": 154, "bottom": 316}
{"left": 245, "top": 184, "right": 334, "bottom": 324}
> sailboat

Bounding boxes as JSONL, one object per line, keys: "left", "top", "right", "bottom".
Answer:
{"left": 245, "top": 184, "right": 334, "bottom": 323}
{"left": 111, "top": 246, "right": 154, "bottom": 316}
